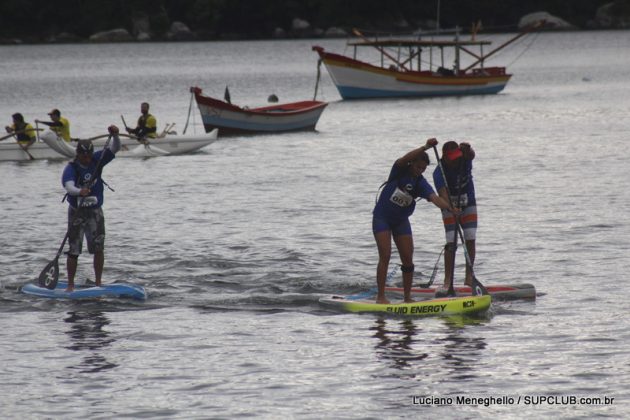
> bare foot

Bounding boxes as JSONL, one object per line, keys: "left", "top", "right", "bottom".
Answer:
{"left": 65, "top": 287, "right": 74, "bottom": 292}
{"left": 376, "top": 297, "right": 390, "bottom": 304}
{"left": 404, "top": 298, "right": 415, "bottom": 303}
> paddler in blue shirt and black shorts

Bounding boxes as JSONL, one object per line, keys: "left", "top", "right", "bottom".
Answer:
{"left": 373, "top": 138, "right": 459, "bottom": 304}
{"left": 61, "top": 125, "right": 121, "bottom": 292}
{"left": 433, "top": 140, "right": 477, "bottom": 290}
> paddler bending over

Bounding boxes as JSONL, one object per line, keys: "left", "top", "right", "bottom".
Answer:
{"left": 373, "top": 138, "right": 459, "bottom": 304}
{"left": 433, "top": 141, "right": 477, "bottom": 289}
{"left": 61, "top": 125, "right": 121, "bottom": 292}
{"left": 5, "top": 112, "right": 36, "bottom": 148}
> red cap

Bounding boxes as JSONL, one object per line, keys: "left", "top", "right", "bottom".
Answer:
{"left": 445, "top": 147, "right": 462, "bottom": 161}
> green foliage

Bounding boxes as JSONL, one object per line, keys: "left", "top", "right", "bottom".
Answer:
{"left": 0, "top": 0, "right": 621, "bottom": 41}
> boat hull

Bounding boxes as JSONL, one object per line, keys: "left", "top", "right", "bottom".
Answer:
{"left": 319, "top": 294, "right": 491, "bottom": 317}
{"left": 193, "top": 87, "right": 328, "bottom": 135}
{"left": 40, "top": 130, "right": 218, "bottom": 158}
{"left": 0, "top": 140, "right": 69, "bottom": 162}
{"left": 314, "top": 48, "right": 511, "bottom": 100}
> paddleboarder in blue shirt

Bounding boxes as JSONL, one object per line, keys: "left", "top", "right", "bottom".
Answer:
{"left": 433, "top": 140, "right": 477, "bottom": 289}
{"left": 373, "top": 138, "right": 458, "bottom": 304}
{"left": 61, "top": 125, "right": 121, "bottom": 292}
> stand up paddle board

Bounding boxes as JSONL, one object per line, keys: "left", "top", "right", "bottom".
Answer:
{"left": 385, "top": 283, "right": 536, "bottom": 300}
{"left": 21, "top": 281, "right": 147, "bottom": 301}
{"left": 319, "top": 294, "right": 491, "bottom": 317}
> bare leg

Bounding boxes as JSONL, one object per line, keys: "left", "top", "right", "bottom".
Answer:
{"left": 374, "top": 230, "right": 392, "bottom": 304}
{"left": 464, "top": 239, "right": 476, "bottom": 286}
{"left": 94, "top": 251, "right": 104, "bottom": 287}
{"left": 393, "top": 234, "right": 414, "bottom": 303}
{"left": 66, "top": 256, "right": 78, "bottom": 292}
{"left": 443, "top": 243, "right": 455, "bottom": 288}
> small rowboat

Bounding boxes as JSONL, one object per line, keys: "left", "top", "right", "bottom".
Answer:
{"left": 385, "top": 283, "right": 536, "bottom": 300}
{"left": 319, "top": 294, "right": 491, "bottom": 317}
{"left": 192, "top": 86, "right": 328, "bottom": 136}
{"left": 40, "top": 129, "right": 218, "bottom": 158}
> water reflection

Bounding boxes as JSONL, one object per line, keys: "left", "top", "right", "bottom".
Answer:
{"left": 64, "top": 311, "right": 118, "bottom": 373}
{"left": 371, "top": 316, "right": 487, "bottom": 380}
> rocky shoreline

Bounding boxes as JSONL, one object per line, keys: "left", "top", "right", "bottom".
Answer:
{"left": 2, "top": 7, "right": 629, "bottom": 45}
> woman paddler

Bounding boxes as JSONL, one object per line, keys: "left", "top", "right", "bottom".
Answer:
{"left": 372, "top": 138, "right": 459, "bottom": 304}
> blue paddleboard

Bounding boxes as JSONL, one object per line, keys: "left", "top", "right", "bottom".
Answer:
{"left": 21, "top": 281, "right": 147, "bottom": 301}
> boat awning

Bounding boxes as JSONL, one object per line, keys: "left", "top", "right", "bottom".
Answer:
{"left": 348, "top": 39, "right": 493, "bottom": 48}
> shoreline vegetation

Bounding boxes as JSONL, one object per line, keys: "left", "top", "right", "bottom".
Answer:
{"left": 1, "top": 0, "right": 629, "bottom": 45}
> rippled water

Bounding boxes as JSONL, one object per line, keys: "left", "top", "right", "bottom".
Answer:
{"left": 1, "top": 31, "right": 630, "bottom": 418}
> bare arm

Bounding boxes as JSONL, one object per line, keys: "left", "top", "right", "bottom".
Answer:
{"left": 395, "top": 138, "right": 437, "bottom": 167}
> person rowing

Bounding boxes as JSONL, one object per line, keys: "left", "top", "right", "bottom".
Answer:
{"left": 5, "top": 112, "right": 36, "bottom": 148}
{"left": 372, "top": 138, "right": 460, "bottom": 304}
{"left": 125, "top": 102, "right": 157, "bottom": 140}
{"left": 36, "top": 108, "right": 72, "bottom": 142}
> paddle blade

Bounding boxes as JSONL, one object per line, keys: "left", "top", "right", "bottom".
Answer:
{"left": 38, "top": 257, "right": 59, "bottom": 290}
{"left": 471, "top": 276, "right": 489, "bottom": 296}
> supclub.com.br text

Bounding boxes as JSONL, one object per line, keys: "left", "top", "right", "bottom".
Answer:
{"left": 412, "top": 395, "right": 615, "bottom": 407}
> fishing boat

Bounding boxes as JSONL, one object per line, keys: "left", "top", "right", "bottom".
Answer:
{"left": 40, "top": 129, "right": 218, "bottom": 158}
{"left": 191, "top": 86, "right": 328, "bottom": 136}
{"left": 312, "top": 22, "right": 543, "bottom": 100}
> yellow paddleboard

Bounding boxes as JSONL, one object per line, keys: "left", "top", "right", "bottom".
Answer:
{"left": 319, "top": 294, "right": 491, "bottom": 317}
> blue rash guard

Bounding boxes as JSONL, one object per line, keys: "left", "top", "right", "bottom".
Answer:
{"left": 432, "top": 159, "right": 476, "bottom": 207}
{"left": 61, "top": 149, "right": 115, "bottom": 209}
{"left": 372, "top": 163, "right": 435, "bottom": 234}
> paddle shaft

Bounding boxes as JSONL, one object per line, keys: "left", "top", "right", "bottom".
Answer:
{"left": 432, "top": 146, "right": 487, "bottom": 296}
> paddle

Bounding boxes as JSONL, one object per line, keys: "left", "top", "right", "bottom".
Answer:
{"left": 37, "top": 135, "right": 113, "bottom": 290}
{"left": 0, "top": 127, "right": 43, "bottom": 142}
{"left": 17, "top": 140, "right": 35, "bottom": 161}
{"left": 346, "top": 265, "right": 399, "bottom": 300}
{"left": 432, "top": 145, "right": 488, "bottom": 297}
{"left": 121, "top": 114, "right": 170, "bottom": 155}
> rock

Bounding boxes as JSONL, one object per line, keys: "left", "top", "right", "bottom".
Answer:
{"left": 324, "top": 27, "right": 347, "bottom": 38}
{"left": 47, "top": 32, "right": 81, "bottom": 43}
{"left": 272, "top": 27, "right": 287, "bottom": 39}
{"left": 519, "top": 11, "right": 577, "bottom": 30}
{"left": 593, "top": 1, "right": 630, "bottom": 29}
{"left": 292, "top": 18, "right": 310, "bottom": 31}
{"left": 136, "top": 32, "right": 151, "bottom": 42}
{"left": 89, "top": 28, "right": 133, "bottom": 43}
{"left": 167, "top": 21, "right": 196, "bottom": 41}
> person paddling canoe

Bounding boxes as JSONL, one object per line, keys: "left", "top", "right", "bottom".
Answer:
{"left": 61, "top": 125, "right": 121, "bottom": 292}
{"left": 36, "top": 108, "right": 72, "bottom": 142}
{"left": 126, "top": 102, "right": 157, "bottom": 140}
{"left": 373, "top": 138, "right": 459, "bottom": 304}
{"left": 5, "top": 112, "right": 36, "bottom": 148}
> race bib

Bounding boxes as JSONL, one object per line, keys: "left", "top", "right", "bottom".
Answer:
{"left": 450, "top": 194, "right": 468, "bottom": 207}
{"left": 79, "top": 196, "right": 98, "bottom": 207}
{"left": 390, "top": 187, "right": 413, "bottom": 207}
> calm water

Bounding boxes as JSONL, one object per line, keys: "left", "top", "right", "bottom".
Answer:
{"left": 1, "top": 31, "right": 630, "bottom": 418}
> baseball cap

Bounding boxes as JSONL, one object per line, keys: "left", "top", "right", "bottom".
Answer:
{"left": 76, "top": 140, "right": 94, "bottom": 154}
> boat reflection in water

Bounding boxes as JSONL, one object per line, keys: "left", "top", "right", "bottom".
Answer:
{"left": 64, "top": 311, "right": 118, "bottom": 373}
